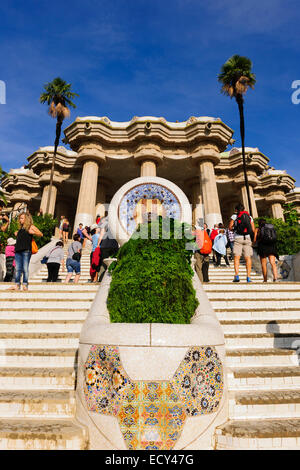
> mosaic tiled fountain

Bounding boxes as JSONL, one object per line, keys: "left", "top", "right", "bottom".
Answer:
{"left": 75, "top": 177, "right": 228, "bottom": 450}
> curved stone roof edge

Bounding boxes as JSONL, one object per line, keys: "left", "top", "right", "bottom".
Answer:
{"left": 37, "top": 146, "right": 77, "bottom": 157}
{"left": 74, "top": 115, "right": 227, "bottom": 129}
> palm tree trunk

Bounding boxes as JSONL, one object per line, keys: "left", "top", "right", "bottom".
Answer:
{"left": 45, "top": 117, "right": 63, "bottom": 215}
{"left": 236, "top": 94, "right": 252, "bottom": 217}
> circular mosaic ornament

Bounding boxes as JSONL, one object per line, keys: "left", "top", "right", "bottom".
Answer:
{"left": 109, "top": 176, "right": 192, "bottom": 245}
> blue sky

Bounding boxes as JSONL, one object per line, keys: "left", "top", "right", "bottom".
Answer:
{"left": 0, "top": 0, "right": 300, "bottom": 183}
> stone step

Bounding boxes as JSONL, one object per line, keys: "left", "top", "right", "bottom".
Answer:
{"left": 229, "top": 390, "right": 300, "bottom": 420}
{"left": 221, "top": 320, "right": 300, "bottom": 335}
{"left": 211, "top": 299, "right": 300, "bottom": 309}
{"left": 225, "top": 348, "right": 299, "bottom": 367}
{"left": 0, "top": 332, "right": 80, "bottom": 348}
{"left": 0, "top": 321, "right": 83, "bottom": 333}
{"left": 0, "top": 300, "right": 93, "bottom": 309}
{"left": 0, "top": 367, "right": 76, "bottom": 390}
{"left": 0, "top": 418, "right": 88, "bottom": 450}
{"left": 208, "top": 291, "right": 300, "bottom": 300}
{"left": 214, "top": 418, "right": 300, "bottom": 449}
{"left": 225, "top": 333, "right": 300, "bottom": 349}
{"left": 204, "top": 284, "right": 300, "bottom": 292}
{"left": 0, "top": 292, "right": 96, "bottom": 300}
{"left": 228, "top": 367, "right": 300, "bottom": 390}
{"left": 205, "top": 280, "right": 271, "bottom": 284}
{"left": 0, "top": 311, "right": 88, "bottom": 320}
{"left": 0, "top": 283, "right": 99, "bottom": 292}
{"left": 0, "top": 390, "right": 76, "bottom": 418}
{"left": 0, "top": 348, "right": 78, "bottom": 367}
{"left": 217, "top": 311, "right": 300, "bottom": 321}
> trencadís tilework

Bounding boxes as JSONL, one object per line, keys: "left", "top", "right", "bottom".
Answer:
{"left": 118, "top": 183, "right": 181, "bottom": 235}
{"left": 84, "top": 345, "right": 223, "bottom": 450}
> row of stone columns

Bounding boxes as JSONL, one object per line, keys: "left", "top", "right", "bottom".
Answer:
{"left": 38, "top": 153, "right": 285, "bottom": 228}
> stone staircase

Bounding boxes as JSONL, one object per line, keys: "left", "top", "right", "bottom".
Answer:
{"left": 0, "top": 245, "right": 98, "bottom": 450}
{"left": 1, "top": 244, "right": 300, "bottom": 450}
{"left": 203, "top": 259, "right": 300, "bottom": 450}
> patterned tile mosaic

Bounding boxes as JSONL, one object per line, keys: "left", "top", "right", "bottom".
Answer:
{"left": 84, "top": 345, "right": 224, "bottom": 450}
{"left": 118, "top": 183, "right": 181, "bottom": 235}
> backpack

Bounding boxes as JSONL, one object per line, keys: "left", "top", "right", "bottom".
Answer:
{"left": 260, "top": 224, "right": 277, "bottom": 243}
{"left": 234, "top": 211, "right": 254, "bottom": 239}
{"left": 195, "top": 229, "right": 212, "bottom": 254}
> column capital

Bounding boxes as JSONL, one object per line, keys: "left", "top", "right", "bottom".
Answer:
{"left": 192, "top": 147, "right": 220, "bottom": 166}
{"left": 265, "top": 193, "right": 286, "bottom": 204}
{"left": 77, "top": 144, "right": 106, "bottom": 165}
{"left": 234, "top": 173, "right": 258, "bottom": 188}
{"left": 133, "top": 147, "right": 164, "bottom": 165}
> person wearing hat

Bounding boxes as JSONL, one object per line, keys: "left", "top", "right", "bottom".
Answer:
{"left": 4, "top": 237, "right": 16, "bottom": 282}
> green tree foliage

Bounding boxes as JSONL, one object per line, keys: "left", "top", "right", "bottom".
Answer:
{"left": 0, "top": 165, "right": 8, "bottom": 205}
{"left": 255, "top": 204, "right": 300, "bottom": 256}
{"left": 107, "top": 217, "right": 199, "bottom": 324}
{"left": 32, "top": 214, "right": 58, "bottom": 248}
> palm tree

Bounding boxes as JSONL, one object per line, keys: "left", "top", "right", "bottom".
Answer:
{"left": 40, "top": 78, "right": 78, "bottom": 215}
{"left": 218, "top": 55, "right": 256, "bottom": 216}
{"left": 0, "top": 165, "right": 8, "bottom": 206}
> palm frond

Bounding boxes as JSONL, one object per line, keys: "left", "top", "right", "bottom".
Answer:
{"left": 218, "top": 55, "right": 256, "bottom": 98}
{"left": 40, "top": 77, "right": 78, "bottom": 118}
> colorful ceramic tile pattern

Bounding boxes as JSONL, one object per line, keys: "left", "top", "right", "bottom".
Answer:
{"left": 118, "top": 183, "right": 181, "bottom": 235}
{"left": 84, "top": 345, "right": 223, "bottom": 450}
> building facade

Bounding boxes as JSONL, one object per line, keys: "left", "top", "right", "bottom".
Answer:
{"left": 2, "top": 115, "right": 299, "bottom": 230}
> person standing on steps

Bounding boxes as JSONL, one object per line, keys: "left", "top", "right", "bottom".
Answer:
{"left": 213, "top": 229, "right": 230, "bottom": 267}
{"left": 98, "top": 215, "right": 118, "bottom": 282}
{"left": 4, "top": 237, "right": 16, "bottom": 282}
{"left": 58, "top": 215, "right": 65, "bottom": 240}
{"left": 11, "top": 212, "right": 43, "bottom": 291}
{"left": 253, "top": 219, "right": 278, "bottom": 282}
{"left": 228, "top": 203, "right": 255, "bottom": 283}
{"left": 226, "top": 226, "right": 235, "bottom": 261}
{"left": 90, "top": 224, "right": 101, "bottom": 283}
{"left": 65, "top": 233, "right": 82, "bottom": 284}
{"left": 193, "top": 221, "right": 212, "bottom": 283}
{"left": 62, "top": 218, "right": 70, "bottom": 244}
{"left": 210, "top": 224, "right": 219, "bottom": 265}
{"left": 46, "top": 240, "right": 65, "bottom": 282}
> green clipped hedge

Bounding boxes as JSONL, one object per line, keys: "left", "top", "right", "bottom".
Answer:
{"left": 107, "top": 217, "right": 199, "bottom": 324}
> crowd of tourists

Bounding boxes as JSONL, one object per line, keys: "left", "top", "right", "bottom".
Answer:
{"left": 45, "top": 212, "right": 118, "bottom": 285}
{"left": 194, "top": 202, "right": 278, "bottom": 283}
{"left": 0, "top": 200, "right": 279, "bottom": 289}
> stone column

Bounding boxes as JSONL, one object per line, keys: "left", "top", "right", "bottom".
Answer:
{"left": 40, "top": 185, "right": 57, "bottom": 216}
{"left": 198, "top": 160, "right": 222, "bottom": 228}
{"left": 240, "top": 185, "right": 258, "bottom": 219}
{"left": 74, "top": 160, "right": 99, "bottom": 229}
{"left": 140, "top": 160, "right": 157, "bottom": 177}
{"left": 191, "top": 181, "right": 204, "bottom": 226}
{"left": 271, "top": 202, "right": 284, "bottom": 220}
{"left": 95, "top": 183, "right": 106, "bottom": 219}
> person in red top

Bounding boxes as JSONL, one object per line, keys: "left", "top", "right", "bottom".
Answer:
{"left": 193, "top": 222, "right": 212, "bottom": 283}
{"left": 210, "top": 224, "right": 219, "bottom": 264}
